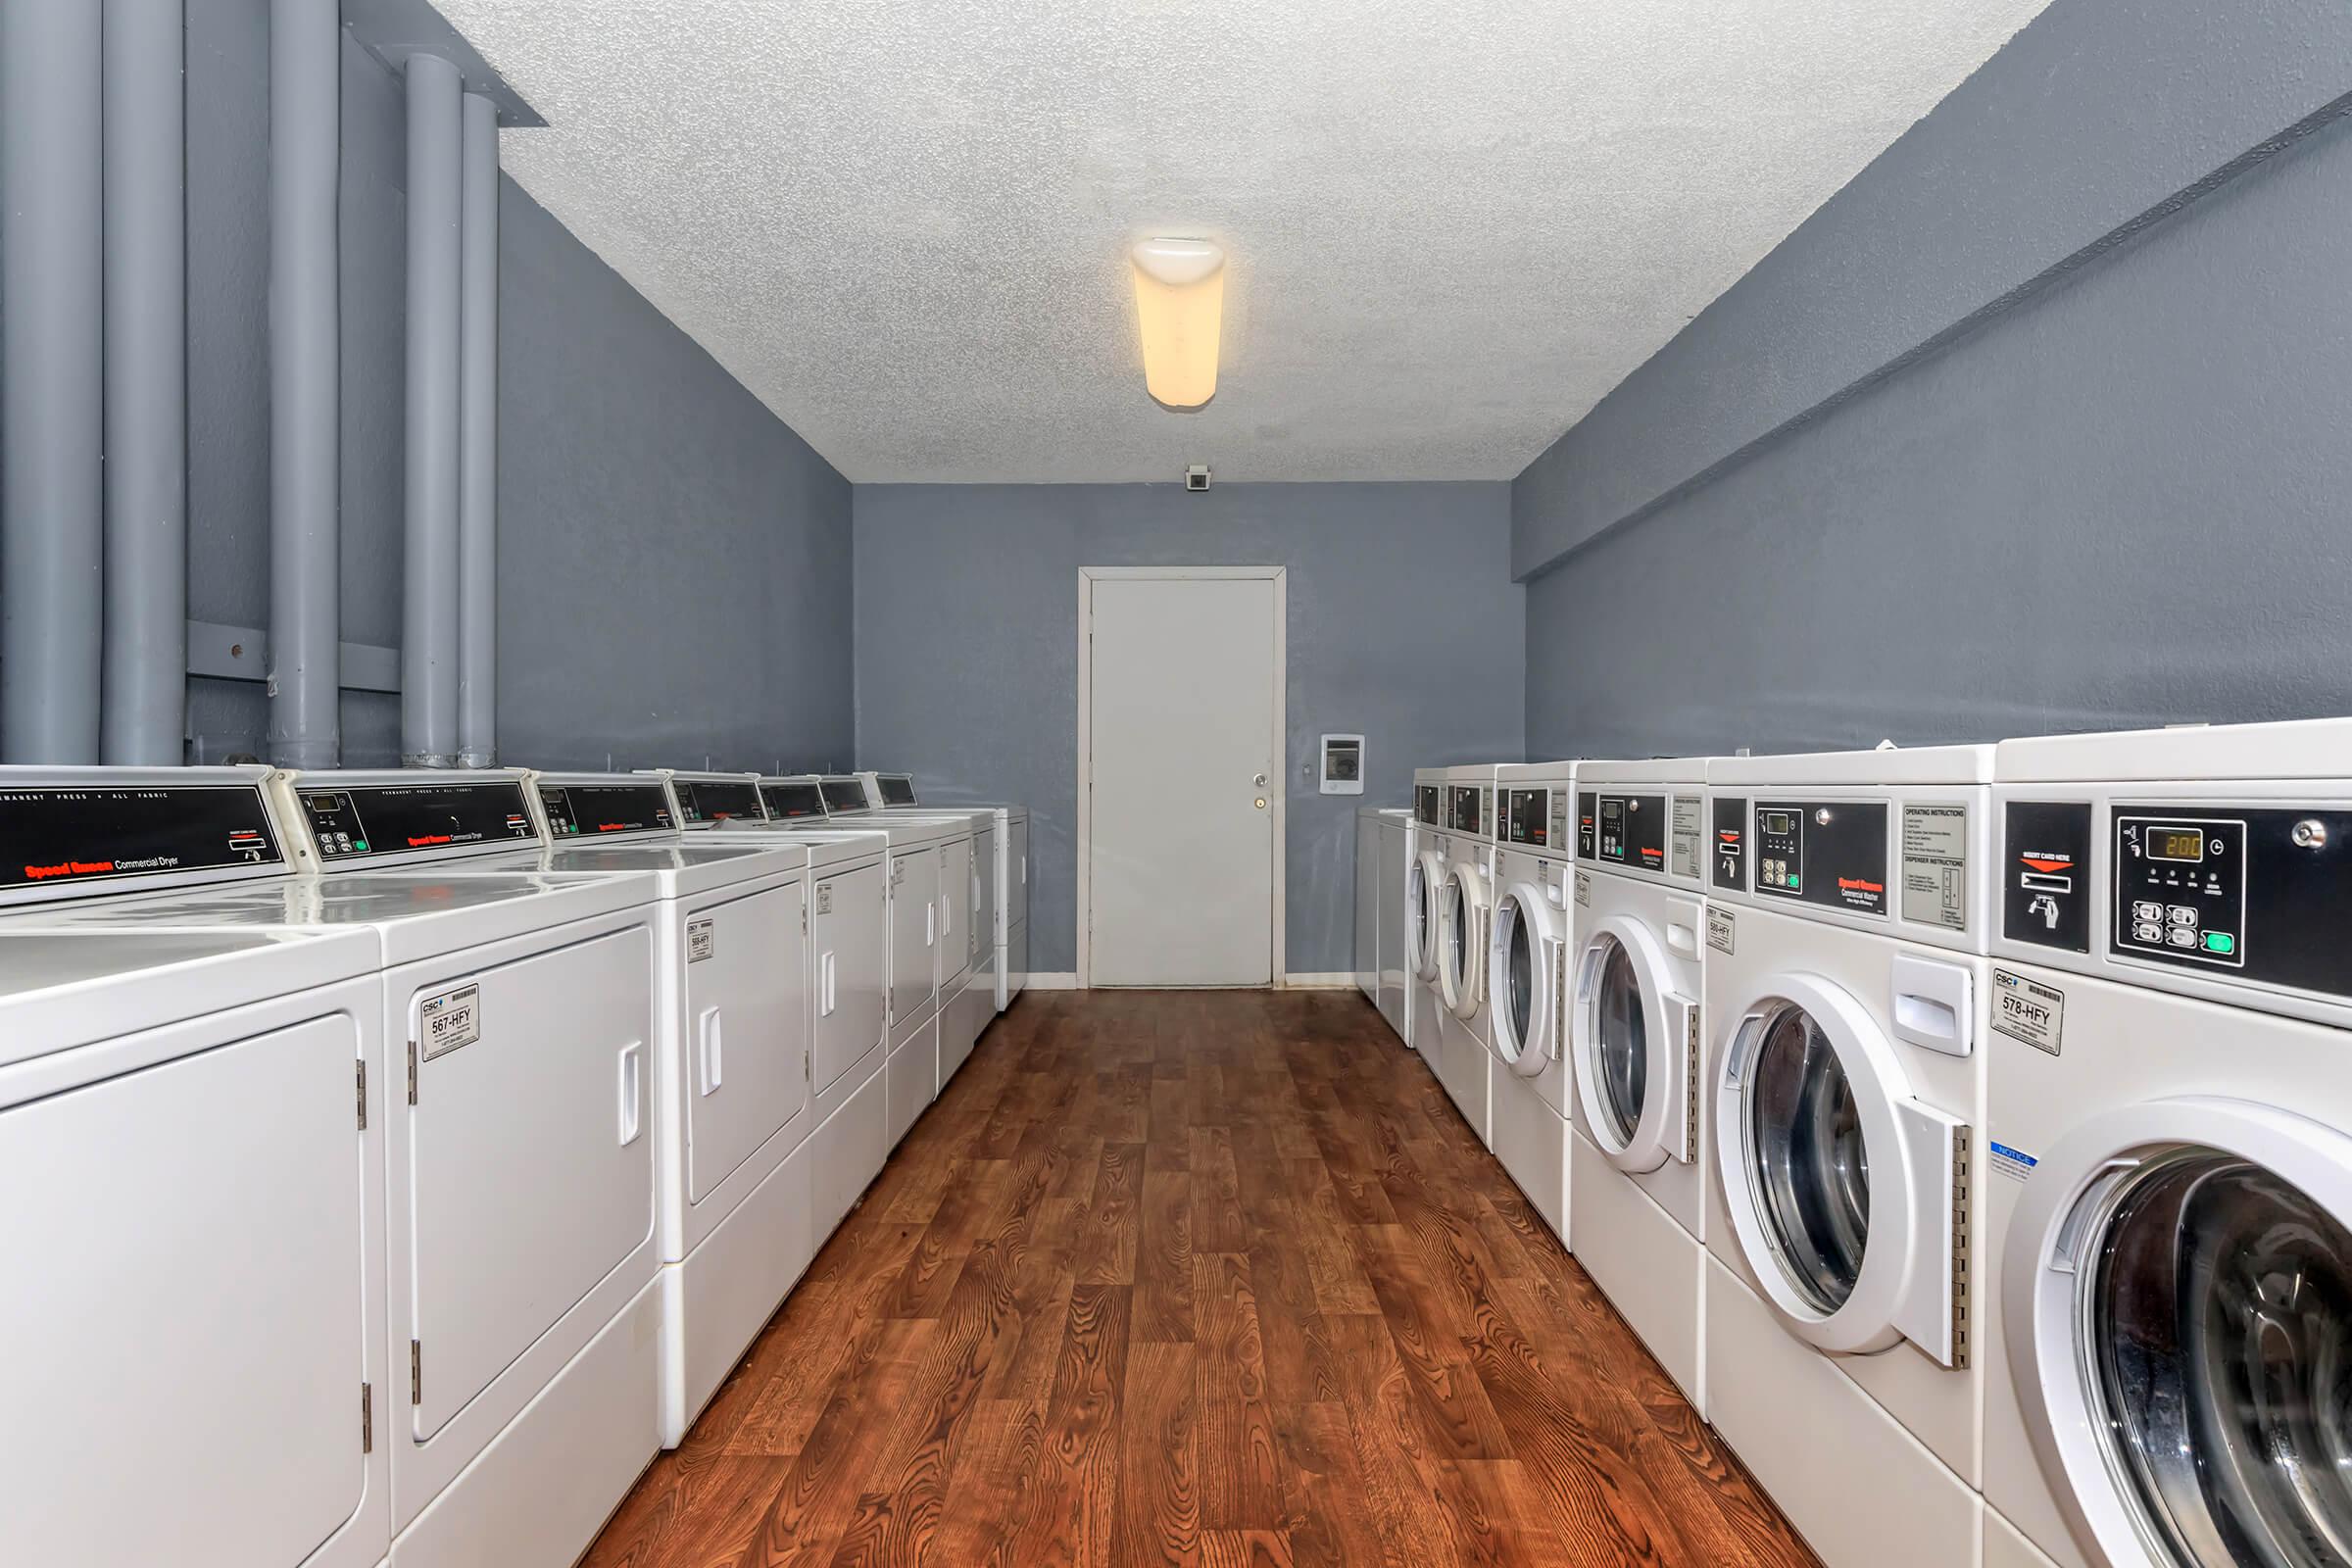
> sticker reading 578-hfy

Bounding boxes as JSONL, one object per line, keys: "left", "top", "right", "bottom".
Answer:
{"left": 1990, "top": 968, "right": 2064, "bottom": 1055}
{"left": 419, "top": 983, "right": 481, "bottom": 1059}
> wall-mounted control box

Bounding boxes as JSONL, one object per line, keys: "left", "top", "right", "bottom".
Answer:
{"left": 1320, "top": 734, "right": 1364, "bottom": 794}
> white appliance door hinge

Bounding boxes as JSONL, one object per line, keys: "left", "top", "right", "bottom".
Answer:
{"left": 410, "top": 1340, "right": 422, "bottom": 1405}
{"left": 361, "top": 1382, "right": 372, "bottom": 1453}
{"left": 1891, "top": 1101, "right": 1970, "bottom": 1369}
{"left": 356, "top": 1060, "right": 368, "bottom": 1131}
{"left": 406, "top": 1040, "right": 418, "bottom": 1105}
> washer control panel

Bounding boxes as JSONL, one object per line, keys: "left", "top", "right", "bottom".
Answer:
{"left": 1711, "top": 796, "right": 1747, "bottom": 892}
{"left": 1580, "top": 791, "right": 1668, "bottom": 874}
{"left": 672, "top": 778, "right": 766, "bottom": 824}
{"left": 1751, "top": 798, "right": 1888, "bottom": 916}
{"left": 1414, "top": 784, "right": 1443, "bottom": 828}
{"left": 538, "top": 781, "right": 673, "bottom": 838}
{"left": 760, "top": 780, "right": 827, "bottom": 819}
{"left": 1446, "top": 784, "right": 1489, "bottom": 836}
{"left": 0, "top": 781, "right": 281, "bottom": 894}
{"left": 2110, "top": 806, "right": 2351, "bottom": 995}
{"left": 296, "top": 780, "right": 536, "bottom": 863}
{"left": 1501, "top": 786, "right": 1565, "bottom": 849}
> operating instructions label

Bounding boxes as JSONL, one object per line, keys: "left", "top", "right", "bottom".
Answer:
{"left": 1901, "top": 805, "right": 1970, "bottom": 932}
{"left": 1671, "top": 796, "right": 1704, "bottom": 882}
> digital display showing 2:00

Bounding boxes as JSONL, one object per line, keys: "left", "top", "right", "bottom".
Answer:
{"left": 2147, "top": 826, "right": 2206, "bottom": 862}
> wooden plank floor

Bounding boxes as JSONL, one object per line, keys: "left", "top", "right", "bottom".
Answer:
{"left": 585, "top": 989, "right": 1820, "bottom": 1568}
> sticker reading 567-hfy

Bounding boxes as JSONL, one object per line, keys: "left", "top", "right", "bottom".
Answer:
{"left": 419, "top": 983, "right": 481, "bottom": 1059}
{"left": 1990, "top": 967, "right": 2064, "bottom": 1055}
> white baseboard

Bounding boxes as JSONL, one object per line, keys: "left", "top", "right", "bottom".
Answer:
{"left": 1025, "top": 971, "right": 1079, "bottom": 991}
{"left": 1281, "top": 972, "right": 1358, "bottom": 990}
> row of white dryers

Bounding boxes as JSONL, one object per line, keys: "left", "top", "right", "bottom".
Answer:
{"left": 0, "top": 762, "right": 1027, "bottom": 1568}
{"left": 1355, "top": 718, "right": 2352, "bottom": 1568}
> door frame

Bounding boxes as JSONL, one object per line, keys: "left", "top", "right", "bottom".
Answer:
{"left": 1077, "top": 565, "right": 1287, "bottom": 989}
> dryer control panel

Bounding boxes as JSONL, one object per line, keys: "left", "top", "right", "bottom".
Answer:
{"left": 1501, "top": 786, "right": 1565, "bottom": 849}
{"left": 295, "top": 780, "right": 536, "bottom": 863}
{"left": 876, "top": 774, "right": 919, "bottom": 807}
{"left": 1751, "top": 799, "right": 1888, "bottom": 916}
{"left": 671, "top": 778, "right": 766, "bottom": 824}
{"left": 0, "top": 780, "right": 282, "bottom": 897}
{"left": 538, "top": 781, "right": 673, "bottom": 838}
{"left": 819, "top": 777, "right": 869, "bottom": 814}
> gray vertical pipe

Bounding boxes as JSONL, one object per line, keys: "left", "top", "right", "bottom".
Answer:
{"left": 403, "top": 54, "right": 463, "bottom": 767}
{"left": 456, "top": 91, "right": 499, "bottom": 768}
{"left": 103, "top": 0, "right": 189, "bottom": 765}
{"left": 1, "top": 4, "right": 105, "bottom": 762}
{"left": 267, "top": 0, "right": 341, "bottom": 768}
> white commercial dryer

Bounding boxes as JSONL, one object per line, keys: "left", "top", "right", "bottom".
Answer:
{"left": 5, "top": 767, "right": 667, "bottom": 1568}
{"left": 1702, "top": 744, "right": 1993, "bottom": 1568}
{"left": 720, "top": 779, "right": 973, "bottom": 1152}
{"left": 1433, "top": 763, "right": 1501, "bottom": 1144}
{"left": 822, "top": 775, "right": 997, "bottom": 1081}
{"left": 1488, "top": 761, "right": 1577, "bottom": 1241}
{"left": 1566, "top": 758, "right": 1713, "bottom": 1406}
{"left": 1407, "top": 770, "right": 1447, "bottom": 1058}
{"left": 318, "top": 770, "right": 817, "bottom": 1449}
{"left": 1982, "top": 718, "right": 2352, "bottom": 1568}
{"left": 855, "top": 770, "right": 1030, "bottom": 1014}
{"left": 0, "top": 766, "right": 393, "bottom": 1568}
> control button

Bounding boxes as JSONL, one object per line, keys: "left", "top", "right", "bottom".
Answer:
{"left": 2167, "top": 927, "right": 2198, "bottom": 949}
{"left": 2132, "top": 902, "right": 2163, "bottom": 923}
{"left": 2203, "top": 931, "right": 2236, "bottom": 956}
{"left": 2167, "top": 906, "right": 2198, "bottom": 928}
{"left": 2133, "top": 921, "right": 2165, "bottom": 944}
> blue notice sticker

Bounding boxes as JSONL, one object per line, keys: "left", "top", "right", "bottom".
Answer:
{"left": 1989, "top": 1141, "right": 2038, "bottom": 1181}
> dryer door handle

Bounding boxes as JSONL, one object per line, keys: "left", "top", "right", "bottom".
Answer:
{"left": 618, "top": 1041, "right": 646, "bottom": 1146}
{"left": 698, "top": 1006, "right": 723, "bottom": 1096}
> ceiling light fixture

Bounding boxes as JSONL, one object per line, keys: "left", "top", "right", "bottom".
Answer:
{"left": 1130, "top": 237, "right": 1224, "bottom": 410}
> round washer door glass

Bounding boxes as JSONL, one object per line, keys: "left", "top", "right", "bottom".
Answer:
{"left": 1409, "top": 864, "right": 1430, "bottom": 968}
{"left": 2089, "top": 1151, "right": 2352, "bottom": 1567}
{"left": 1592, "top": 939, "right": 1646, "bottom": 1143}
{"left": 1445, "top": 880, "right": 1467, "bottom": 987}
{"left": 1746, "top": 1004, "right": 1869, "bottom": 1312}
{"left": 1504, "top": 901, "right": 1534, "bottom": 1048}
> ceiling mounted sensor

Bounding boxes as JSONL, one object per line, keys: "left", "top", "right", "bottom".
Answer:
{"left": 1130, "top": 237, "right": 1224, "bottom": 410}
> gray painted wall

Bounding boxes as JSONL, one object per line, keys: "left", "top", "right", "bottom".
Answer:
{"left": 1516, "top": 0, "right": 2352, "bottom": 760}
{"left": 854, "top": 483, "right": 1523, "bottom": 975}
{"left": 1512, "top": 0, "right": 2352, "bottom": 580}
{"left": 170, "top": 0, "right": 851, "bottom": 767}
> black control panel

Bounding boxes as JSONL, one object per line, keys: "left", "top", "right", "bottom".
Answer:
{"left": 877, "top": 775, "right": 918, "bottom": 807}
{"left": 1753, "top": 799, "right": 1888, "bottom": 916}
{"left": 1501, "top": 786, "right": 1567, "bottom": 849}
{"left": 1712, "top": 795, "right": 1747, "bottom": 892}
{"left": 760, "top": 780, "right": 827, "bottom": 819}
{"left": 296, "top": 781, "right": 535, "bottom": 862}
{"left": 1414, "top": 784, "right": 1442, "bottom": 827}
{"left": 1577, "top": 792, "right": 1597, "bottom": 858}
{"left": 1447, "top": 784, "right": 1486, "bottom": 836}
{"left": 2002, "top": 801, "right": 2093, "bottom": 954}
{"left": 1592, "top": 793, "right": 1668, "bottom": 874}
{"left": 0, "top": 782, "right": 282, "bottom": 891}
{"left": 671, "top": 779, "right": 766, "bottom": 824}
{"left": 539, "top": 781, "right": 673, "bottom": 838}
{"left": 819, "top": 778, "right": 868, "bottom": 813}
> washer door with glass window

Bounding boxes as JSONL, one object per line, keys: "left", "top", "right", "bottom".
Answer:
{"left": 1572, "top": 912, "right": 1693, "bottom": 1172}
{"left": 1713, "top": 971, "right": 1963, "bottom": 1360}
{"left": 2004, "top": 1097, "right": 2352, "bottom": 1568}
{"left": 1439, "top": 862, "right": 1490, "bottom": 1021}
{"left": 1410, "top": 849, "right": 1446, "bottom": 983}
{"left": 1489, "top": 880, "right": 1560, "bottom": 1076}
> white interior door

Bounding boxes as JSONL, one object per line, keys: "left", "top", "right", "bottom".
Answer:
{"left": 1085, "top": 570, "right": 1281, "bottom": 987}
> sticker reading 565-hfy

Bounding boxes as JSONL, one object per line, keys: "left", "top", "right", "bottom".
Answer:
{"left": 1990, "top": 968, "right": 2064, "bottom": 1055}
{"left": 419, "top": 983, "right": 481, "bottom": 1060}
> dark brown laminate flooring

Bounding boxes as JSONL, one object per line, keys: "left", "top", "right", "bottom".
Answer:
{"left": 584, "top": 989, "right": 1820, "bottom": 1567}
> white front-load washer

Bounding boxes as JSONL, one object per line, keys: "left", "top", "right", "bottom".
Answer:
{"left": 1376, "top": 806, "right": 1412, "bottom": 1042}
{"left": 0, "top": 765, "right": 393, "bottom": 1568}
{"left": 318, "top": 771, "right": 817, "bottom": 1449}
{"left": 7, "top": 767, "right": 667, "bottom": 1568}
{"left": 1433, "top": 764, "right": 1499, "bottom": 1145}
{"left": 1702, "top": 745, "right": 1993, "bottom": 1568}
{"left": 1488, "top": 760, "right": 1577, "bottom": 1241}
{"left": 1407, "top": 770, "right": 1448, "bottom": 1060}
{"left": 1355, "top": 804, "right": 1384, "bottom": 1008}
{"left": 1982, "top": 717, "right": 2352, "bottom": 1568}
{"left": 1565, "top": 758, "right": 1713, "bottom": 1406}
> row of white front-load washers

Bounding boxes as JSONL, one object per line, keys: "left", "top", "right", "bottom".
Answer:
{"left": 0, "top": 763, "right": 1027, "bottom": 1568}
{"left": 1355, "top": 718, "right": 2352, "bottom": 1568}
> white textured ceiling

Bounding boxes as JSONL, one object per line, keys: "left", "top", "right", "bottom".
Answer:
{"left": 441, "top": 0, "right": 2048, "bottom": 483}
